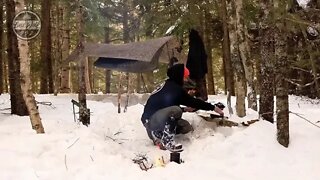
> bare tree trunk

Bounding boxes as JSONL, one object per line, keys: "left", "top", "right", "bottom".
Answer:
{"left": 221, "top": 0, "right": 235, "bottom": 96}
{"left": 84, "top": 57, "right": 91, "bottom": 93}
{"left": 40, "top": 0, "right": 52, "bottom": 94}
{"left": 105, "top": 70, "right": 111, "bottom": 93}
{"left": 53, "top": 2, "right": 62, "bottom": 96}
{"left": 117, "top": 73, "right": 122, "bottom": 113}
{"left": 259, "top": 0, "right": 275, "bottom": 123}
{"left": 137, "top": 73, "right": 141, "bottom": 93}
{"left": 235, "top": 0, "right": 257, "bottom": 111}
{"left": 275, "top": 0, "right": 289, "bottom": 147}
{"left": 228, "top": 0, "right": 246, "bottom": 117}
{"left": 104, "top": 27, "right": 111, "bottom": 93}
{"left": 15, "top": 0, "right": 45, "bottom": 133}
{"left": 60, "top": 2, "right": 71, "bottom": 93}
{"left": 205, "top": 11, "right": 215, "bottom": 95}
{"left": 6, "top": 0, "right": 28, "bottom": 115}
{"left": 0, "top": 0, "right": 3, "bottom": 94}
{"left": 77, "top": 0, "right": 89, "bottom": 126}
{"left": 3, "top": 57, "right": 8, "bottom": 93}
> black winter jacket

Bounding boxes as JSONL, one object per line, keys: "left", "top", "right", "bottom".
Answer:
{"left": 141, "top": 64, "right": 215, "bottom": 124}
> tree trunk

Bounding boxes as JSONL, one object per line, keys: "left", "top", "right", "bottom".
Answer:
{"left": 60, "top": 2, "right": 71, "bottom": 93}
{"left": 77, "top": 1, "right": 89, "bottom": 126}
{"left": 6, "top": 0, "right": 28, "bottom": 116}
{"left": 275, "top": 0, "right": 289, "bottom": 147}
{"left": 0, "top": 1, "right": 3, "bottom": 94}
{"left": 117, "top": 73, "right": 122, "bottom": 113}
{"left": 235, "top": 0, "right": 257, "bottom": 111}
{"left": 105, "top": 70, "right": 111, "bottom": 93}
{"left": 40, "top": 0, "right": 52, "bottom": 94}
{"left": 221, "top": 0, "right": 235, "bottom": 96}
{"left": 84, "top": 57, "right": 91, "bottom": 93}
{"left": 104, "top": 27, "right": 111, "bottom": 93}
{"left": 15, "top": 0, "right": 45, "bottom": 133}
{"left": 205, "top": 11, "right": 215, "bottom": 95}
{"left": 137, "top": 73, "right": 141, "bottom": 93}
{"left": 259, "top": 0, "right": 275, "bottom": 123}
{"left": 228, "top": 0, "right": 246, "bottom": 117}
{"left": 53, "top": 2, "right": 62, "bottom": 96}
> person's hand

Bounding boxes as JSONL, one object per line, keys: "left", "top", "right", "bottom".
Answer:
{"left": 184, "top": 107, "right": 196, "bottom": 112}
{"left": 214, "top": 106, "right": 224, "bottom": 116}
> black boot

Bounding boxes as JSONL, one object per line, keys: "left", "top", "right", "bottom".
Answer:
{"left": 161, "top": 124, "right": 183, "bottom": 152}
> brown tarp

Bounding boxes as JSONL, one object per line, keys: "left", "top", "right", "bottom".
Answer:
{"left": 66, "top": 36, "right": 186, "bottom": 73}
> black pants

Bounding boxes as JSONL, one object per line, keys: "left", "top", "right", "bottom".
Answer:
{"left": 145, "top": 106, "right": 182, "bottom": 140}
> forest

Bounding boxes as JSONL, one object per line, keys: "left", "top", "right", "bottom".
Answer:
{"left": 0, "top": 0, "right": 319, "bottom": 146}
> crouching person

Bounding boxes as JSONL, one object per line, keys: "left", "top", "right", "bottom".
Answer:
{"left": 141, "top": 63, "right": 224, "bottom": 152}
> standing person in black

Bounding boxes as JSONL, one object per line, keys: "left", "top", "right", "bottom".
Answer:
{"left": 141, "top": 63, "right": 224, "bottom": 152}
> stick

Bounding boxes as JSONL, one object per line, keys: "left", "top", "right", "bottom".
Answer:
{"left": 64, "top": 154, "right": 68, "bottom": 171}
{"left": 290, "top": 111, "right": 320, "bottom": 129}
{"left": 67, "top": 137, "right": 80, "bottom": 149}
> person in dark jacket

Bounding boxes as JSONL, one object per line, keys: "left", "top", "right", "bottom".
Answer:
{"left": 141, "top": 63, "right": 224, "bottom": 152}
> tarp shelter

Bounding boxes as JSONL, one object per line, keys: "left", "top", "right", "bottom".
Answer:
{"left": 66, "top": 36, "right": 186, "bottom": 73}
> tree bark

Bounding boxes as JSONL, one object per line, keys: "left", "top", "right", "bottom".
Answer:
{"left": 0, "top": 1, "right": 3, "bottom": 94}
{"left": 275, "top": 0, "right": 289, "bottom": 147}
{"left": 221, "top": 0, "right": 235, "bottom": 96}
{"left": 77, "top": 0, "right": 89, "bottom": 126}
{"left": 6, "top": 0, "right": 28, "bottom": 115}
{"left": 84, "top": 57, "right": 91, "bottom": 93}
{"left": 53, "top": 2, "right": 62, "bottom": 96}
{"left": 40, "top": 0, "right": 52, "bottom": 94}
{"left": 205, "top": 11, "right": 215, "bottom": 95}
{"left": 235, "top": 0, "right": 257, "bottom": 111}
{"left": 15, "top": 0, "right": 45, "bottom": 133}
{"left": 259, "top": 0, "right": 275, "bottom": 123}
{"left": 60, "top": 2, "right": 71, "bottom": 93}
{"left": 104, "top": 26, "right": 111, "bottom": 93}
{"left": 228, "top": 0, "right": 246, "bottom": 117}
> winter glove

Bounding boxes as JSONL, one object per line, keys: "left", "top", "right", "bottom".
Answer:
{"left": 214, "top": 102, "right": 225, "bottom": 110}
{"left": 213, "top": 102, "right": 225, "bottom": 116}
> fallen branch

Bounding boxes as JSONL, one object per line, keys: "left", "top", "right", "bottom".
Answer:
{"left": 36, "top": 101, "right": 56, "bottom": 109}
{"left": 289, "top": 111, "right": 320, "bottom": 129}
{"left": 132, "top": 154, "right": 153, "bottom": 171}
{"left": 0, "top": 108, "right": 11, "bottom": 111}
{"left": 67, "top": 137, "right": 80, "bottom": 149}
{"left": 64, "top": 154, "right": 68, "bottom": 171}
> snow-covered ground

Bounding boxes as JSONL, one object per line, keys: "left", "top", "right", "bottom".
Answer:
{"left": 0, "top": 94, "right": 319, "bottom": 180}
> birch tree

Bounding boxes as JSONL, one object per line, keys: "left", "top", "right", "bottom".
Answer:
{"left": 228, "top": 0, "right": 246, "bottom": 117}
{"left": 15, "top": 0, "right": 45, "bottom": 133}
{"left": 60, "top": 2, "right": 71, "bottom": 93}
{"left": 236, "top": 0, "right": 257, "bottom": 111}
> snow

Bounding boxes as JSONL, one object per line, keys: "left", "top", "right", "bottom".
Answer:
{"left": 297, "top": 0, "right": 311, "bottom": 8}
{"left": 0, "top": 94, "right": 319, "bottom": 180}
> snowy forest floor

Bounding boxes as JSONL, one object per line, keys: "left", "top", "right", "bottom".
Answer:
{"left": 0, "top": 94, "right": 319, "bottom": 180}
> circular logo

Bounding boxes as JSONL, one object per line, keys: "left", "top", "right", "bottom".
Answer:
{"left": 13, "top": 10, "right": 41, "bottom": 40}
